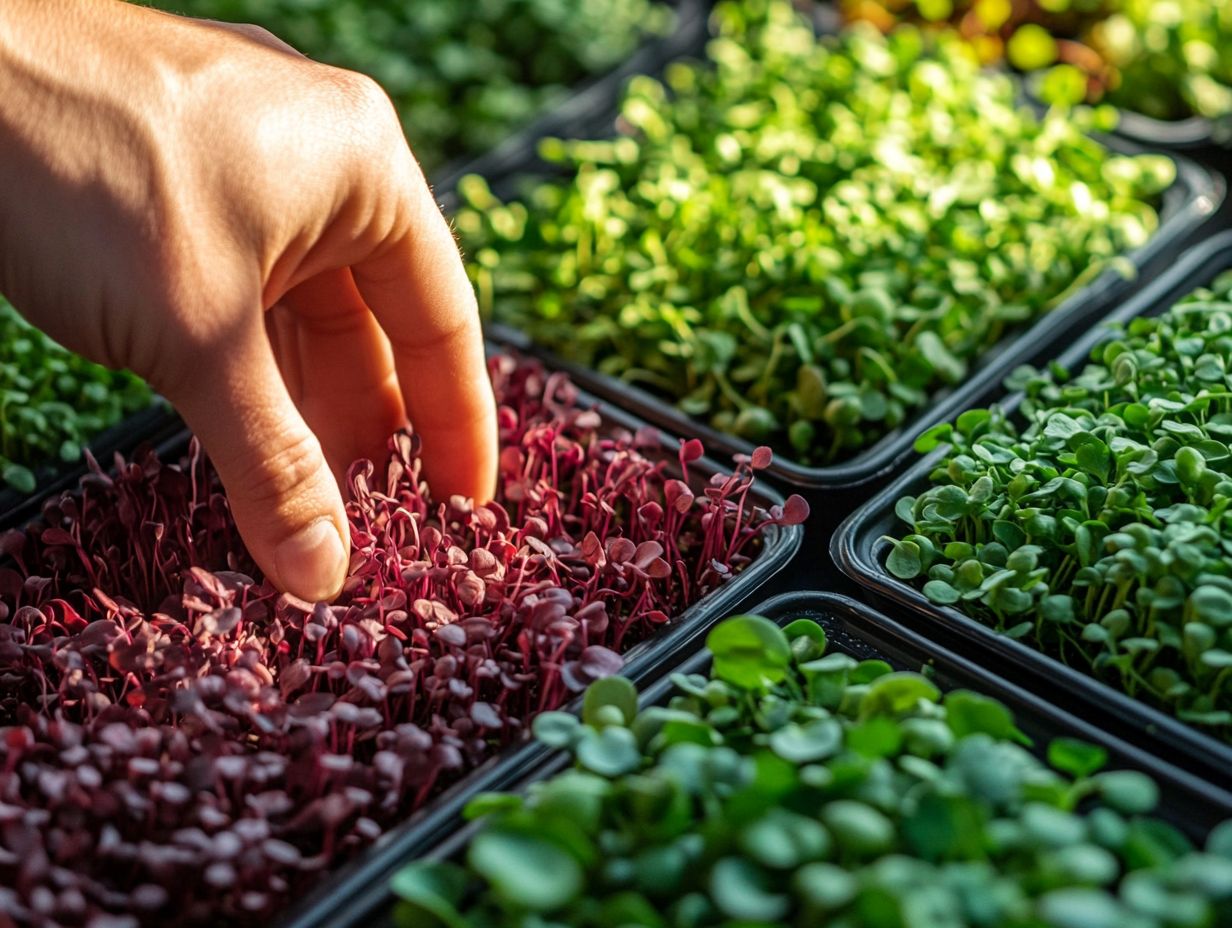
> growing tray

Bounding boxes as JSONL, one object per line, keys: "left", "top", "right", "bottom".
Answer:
{"left": 356, "top": 590, "right": 1232, "bottom": 928}
{"left": 436, "top": 1, "right": 1224, "bottom": 493}
{"left": 63, "top": 351, "right": 798, "bottom": 928}
{"left": 1107, "top": 110, "right": 1228, "bottom": 152}
{"left": 470, "top": 106, "right": 1222, "bottom": 494}
{"left": 832, "top": 229, "right": 1232, "bottom": 789}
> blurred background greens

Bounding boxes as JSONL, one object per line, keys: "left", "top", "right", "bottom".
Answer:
{"left": 837, "top": 0, "right": 1232, "bottom": 122}
{"left": 143, "top": 0, "right": 675, "bottom": 173}
{"left": 0, "top": 299, "right": 151, "bottom": 493}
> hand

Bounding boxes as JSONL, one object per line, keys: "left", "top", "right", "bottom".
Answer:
{"left": 0, "top": 0, "right": 498, "bottom": 601}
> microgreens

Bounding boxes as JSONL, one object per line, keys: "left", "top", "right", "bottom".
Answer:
{"left": 147, "top": 0, "right": 674, "bottom": 173}
{"left": 0, "top": 297, "right": 151, "bottom": 494}
{"left": 0, "top": 355, "right": 802, "bottom": 925}
{"left": 393, "top": 613, "right": 1232, "bottom": 927}
{"left": 457, "top": 0, "right": 1173, "bottom": 466}
{"left": 888, "top": 272, "right": 1232, "bottom": 742}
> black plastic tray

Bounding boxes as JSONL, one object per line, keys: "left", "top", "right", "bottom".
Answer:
{"left": 11, "top": 351, "right": 801, "bottom": 928}
{"left": 833, "top": 230, "right": 1232, "bottom": 788}
{"left": 1, "top": 343, "right": 800, "bottom": 928}
{"left": 1109, "top": 110, "right": 1227, "bottom": 152}
{"left": 198, "top": 354, "right": 797, "bottom": 928}
{"left": 467, "top": 93, "right": 1222, "bottom": 493}
{"left": 366, "top": 591, "right": 1231, "bottom": 928}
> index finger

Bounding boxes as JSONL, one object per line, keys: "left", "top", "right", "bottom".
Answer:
{"left": 351, "top": 155, "right": 497, "bottom": 504}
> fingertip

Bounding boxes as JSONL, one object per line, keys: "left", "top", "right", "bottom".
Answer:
{"left": 272, "top": 515, "right": 349, "bottom": 602}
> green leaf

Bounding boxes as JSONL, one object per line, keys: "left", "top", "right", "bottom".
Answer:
{"left": 783, "top": 618, "right": 827, "bottom": 662}
{"left": 1047, "top": 738, "right": 1108, "bottom": 779}
{"left": 922, "top": 579, "right": 961, "bottom": 604}
{"left": 820, "top": 800, "right": 896, "bottom": 857}
{"left": 708, "top": 857, "right": 789, "bottom": 922}
{"left": 533, "top": 711, "right": 582, "bottom": 749}
{"left": 846, "top": 716, "right": 903, "bottom": 758}
{"left": 463, "top": 792, "right": 523, "bottom": 821}
{"left": 885, "top": 538, "right": 923, "bottom": 579}
{"left": 1096, "top": 771, "right": 1160, "bottom": 814}
{"left": 739, "top": 808, "right": 831, "bottom": 870}
{"left": 860, "top": 672, "right": 941, "bottom": 719}
{"left": 914, "top": 423, "right": 952, "bottom": 453}
{"left": 902, "top": 792, "right": 989, "bottom": 860}
{"left": 1036, "top": 888, "right": 1127, "bottom": 928}
{"left": 1007, "top": 24, "right": 1058, "bottom": 71}
{"left": 944, "top": 690, "right": 1030, "bottom": 745}
{"left": 1075, "top": 438, "right": 1111, "bottom": 482}
{"left": 2, "top": 463, "right": 35, "bottom": 494}
{"left": 468, "top": 828, "right": 583, "bottom": 913}
{"left": 390, "top": 861, "right": 469, "bottom": 928}
{"left": 915, "top": 331, "right": 965, "bottom": 382}
{"left": 768, "top": 718, "right": 843, "bottom": 763}
{"left": 707, "top": 614, "right": 792, "bottom": 690}
{"left": 583, "top": 675, "right": 638, "bottom": 728}
{"left": 794, "top": 862, "right": 857, "bottom": 913}
{"left": 577, "top": 726, "right": 642, "bottom": 777}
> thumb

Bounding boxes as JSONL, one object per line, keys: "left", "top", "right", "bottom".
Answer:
{"left": 168, "top": 318, "right": 350, "bottom": 602}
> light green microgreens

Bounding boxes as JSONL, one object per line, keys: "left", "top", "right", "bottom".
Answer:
{"left": 458, "top": 0, "right": 1173, "bottom": 465}
{"left": 1095, "top": 0, "right": 1232, "bottom": 122}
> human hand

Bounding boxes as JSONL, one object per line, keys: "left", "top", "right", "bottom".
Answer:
{"left": 0, "top": 0, "right": 498, "bottom": 601}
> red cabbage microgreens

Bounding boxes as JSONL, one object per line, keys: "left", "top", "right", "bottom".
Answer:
{"left": 0, "top": 355, "right": 806, "bottom": 927}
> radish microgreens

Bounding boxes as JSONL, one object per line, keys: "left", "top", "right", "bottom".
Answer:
{"left": 0, "top": 356, "right": 800, "bottom": 925}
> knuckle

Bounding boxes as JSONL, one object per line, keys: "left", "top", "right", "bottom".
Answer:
{"left": 243, "top": 23, "right": 279, "bottom": 44}
{"left": 333, "top": 70, "right": 400, "bottom": 132}
{"left": 228, "top": 428, "right": 325, "bottom": 513}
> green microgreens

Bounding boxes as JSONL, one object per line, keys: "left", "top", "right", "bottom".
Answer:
{"left": 392, "top": 613, "right": 1232, "bottom": 927}
{"left": 456, "top": 0, "right": 1173, "bottom": 466}
{"left": 888, "top": 271, "right": 1232, "bottom": 742}
{"left": 0, "top": 297, "right": 151, "bottom": 493}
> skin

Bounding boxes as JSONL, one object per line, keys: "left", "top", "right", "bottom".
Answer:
{"left": 0, "top": 0, "right": 499, "bottom": 602}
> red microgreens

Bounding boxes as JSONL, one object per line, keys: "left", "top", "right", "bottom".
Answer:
{"left": 0, "top": 356, "right": 806, "bottom": 926}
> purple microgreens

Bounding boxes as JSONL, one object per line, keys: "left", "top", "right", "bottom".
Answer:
{"left": 0, "top": 355, "right": 805, "bottom": 925}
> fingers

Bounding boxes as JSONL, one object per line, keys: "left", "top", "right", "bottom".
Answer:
{"left": 351, "top": 156, "right": 498, "bottom": 504}
{"left": 169, "top": 313, "right": 349, "bottom": 603}
{"left": 278, "top": 268, "right": 406, "bottom": 482}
